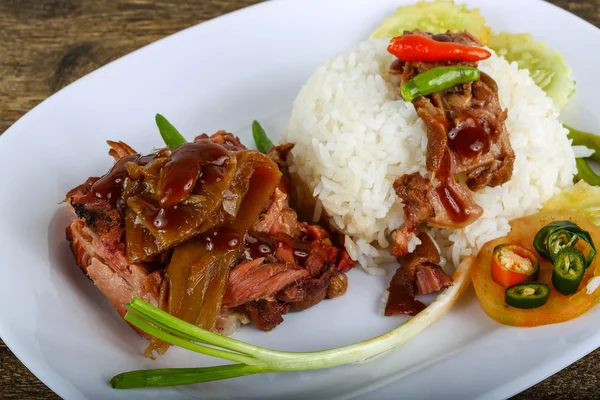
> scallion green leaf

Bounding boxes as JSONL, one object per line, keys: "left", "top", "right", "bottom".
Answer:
{"left": 111, "top": 364, "right": 269, "bottom": 389}
{"left": 252, "top": 120, "right": 273, "bottom": 153}
{"left": 156, "top": 113, "right": 187, "bottom": 148}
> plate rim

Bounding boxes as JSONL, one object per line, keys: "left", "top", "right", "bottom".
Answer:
{"left": 1, "top": 0, "right": 599, "bottom": 399}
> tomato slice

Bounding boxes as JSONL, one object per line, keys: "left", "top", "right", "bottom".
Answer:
{"left": 472, "top": 210, "right": 600, "bottom": 327}
{"left": 491, "top": 244, "right": 539, "bottom": 287}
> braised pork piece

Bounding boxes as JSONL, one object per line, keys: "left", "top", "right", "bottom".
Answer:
{"left": 390, "top": 30, "right": 515, "bottom": 256}
{"left": 65, "top": 132, "right": 354, "bottom": 349}
{"left": 385, "top": 233, "right": 452, "bottom": 316}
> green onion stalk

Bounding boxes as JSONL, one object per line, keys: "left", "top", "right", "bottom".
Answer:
{"left": 110, "top": 257, "right": 473, "bottom": 389}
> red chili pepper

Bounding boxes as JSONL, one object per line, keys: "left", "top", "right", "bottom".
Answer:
{"left": 491, "top": 244, "right": 540, "bottom": 288}
{"left": 387, "top": 35, "right": 491, "bottom": 63}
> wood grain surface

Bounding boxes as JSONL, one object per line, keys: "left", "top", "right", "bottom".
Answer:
{"left": 1, "top": 0, "right": 599, "bottom": 399}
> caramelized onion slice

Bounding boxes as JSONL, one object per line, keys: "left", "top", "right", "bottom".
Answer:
{"left": 146, "top": 151, "right": 282, "bottom": 357}
{"left": 127, "top": 146, "right": 238, "bottom": 250}
{"left": 157, "top": 140, "right": 233, "bottom": 208}
{"left": 125, "top": 209, "right": 164, "bottom": 264}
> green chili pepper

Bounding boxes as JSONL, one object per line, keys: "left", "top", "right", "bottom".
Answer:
{"left": 533, "top": 220, "right": 596, "bottom": 267}
{"left": 546, "top": 229, "right": 579, "bottom": 263}
{"left": 400, "top": 66, "right": 481, "bottom": 102}
{"left": 575, "top": 158, "right": 600, "bottom": 187}
{"left": 533, "top": 221, "right": 576, "bottom": 259}
{"left": 505, "top": 282, "right": 550, "bottom": 309}
{"left": 552, "top": 246, "right": 586, "bottom": 295}
{"left": 252, "top": 120, "right": 273, "bottom": 153}
{"left": 156, "top": 114, "right": 187, "bottom": 149}
{"left": 565, "top": 125, "right": 600, "bottom": 163}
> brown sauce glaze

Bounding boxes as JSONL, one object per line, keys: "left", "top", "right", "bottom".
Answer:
{"left": 199, "top": 162, "right": 228, "bottom": 185}
{"left": 433, "top": 152, "right": 471, "bottom": 224}
{"left": 137, "top": 152, "right": 161, "bottom": 166}
{"left": 158, "top": 140, "right": 230, "bottom": 208}
{"left": 245, "top": 232, "right": 311, "bottom": 265}
{"left": 245, "top": 234, "right": 275, "bottom": 259}
{"left": 292, "top": 248, "right": 310, "bottom": 265}
{"left": 134, "top": 196, "right": 188, "bottom": 231}
{"left": 90, "top": 154, "right": 139, "bottom": 206}
{"left": 204, "top": 228, "right": 242, "bottom": 251}
{"left": 449, "top": 111, "right": 490, "bottom": 159}
{"left": 436, "top": 185, "right": 469, "bottom": 224}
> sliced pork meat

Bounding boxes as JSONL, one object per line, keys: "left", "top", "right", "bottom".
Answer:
{"left": 226, "top": 212, "right": 354, "bottom": 331}
{"left": 107, "top": 140, "right": 136, "bottom": 162}
{"left": 232, "top": 226, "right": 354, "bottom": 330}
{"left": 267, "top": 143, "right": 294, "bottom": 170}
{"left": 278, "top": 266, "right": 337, "bottom": 312}
{"left": 244, "top": 300, "right": 291, "bottom": 332}
{"left": 194, "top": 130, "right": 247, "bottom": 151}
{"left": 415, "top": 264, "right": 453, "bottom": 295}
{"left": 389, "top": 30, "right": 515, "bottom": 256}
{"left": 384, "top": 264, "right": 426, "bottom": 316}
{"left": 223, "top": 258, "right": 309, "bottom": 308}
{"left": 66, "top": 220, "right": 162, "bottom": 306}
{"left": 66, "top": 220, "right": 161, "bottom": 338}
{"left": 252, "top": 187, "right": 305, "bottom": 238}
{"left": 65, "top": 132, "right": 354, "bottom": 341}
{"left": 385, "top": 232, "right": 452, "bottom": 316}
{"left": 276, "top": 238, "right": 354, "bottom": 316}
{"left": 304, "top": 242, "right": 339, "bottom": 277}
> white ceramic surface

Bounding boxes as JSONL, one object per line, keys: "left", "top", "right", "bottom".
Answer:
{"left": 1, "top": 0, "right": 599, "bottom": 399}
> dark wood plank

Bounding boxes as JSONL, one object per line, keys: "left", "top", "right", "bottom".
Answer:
{"left": 0, "top": 0, "right": 599, "bottom": 399}
{"left": 0, "top": 0, "right": 262, "bottom": 135}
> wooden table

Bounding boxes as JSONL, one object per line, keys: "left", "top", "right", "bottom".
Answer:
{"left": 1, "top": 0, "right": 599, "bottom": 398}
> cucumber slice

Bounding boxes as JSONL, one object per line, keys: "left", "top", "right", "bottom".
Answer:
{"left": 371, "top": 0, "right": 490, "bottom": 44}
{"left": 488, "top": 32, "right": 575, "bottom": 108}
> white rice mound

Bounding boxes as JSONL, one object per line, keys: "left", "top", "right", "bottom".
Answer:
{"left": 283, "top": 38, "right": 577, "bottom": 274}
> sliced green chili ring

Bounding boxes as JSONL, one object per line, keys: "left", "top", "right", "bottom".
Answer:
{"left": 156, "top": 113, "right": 187, "bottom": 149}
{"left": 552, "top": 246, "right": 586, "bottom": 295}
{"left": 252, "top": 120, "right": 273, "bottom": 153}
{"left": 505, "top": 282, "right": 550, "bottom": 309}
{"left": 546, "top": 229, "right": 579, "bottom": 263}
{"left": 533, "top": 220, "right": 577, "bottom": 259}
{"left": 532, "top": 220, "right": 596, "bottom": 267}
{"left": 400, "top": 66, "right": 481, "bottom": 102}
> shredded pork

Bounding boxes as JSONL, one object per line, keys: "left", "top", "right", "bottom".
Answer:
{"left": 390, "top": 30, "right": 515, "bottom": 256}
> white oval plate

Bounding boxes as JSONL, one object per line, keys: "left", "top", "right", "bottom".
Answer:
{"left": 1, "top": 0, "right": 599, "bottom": 399}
